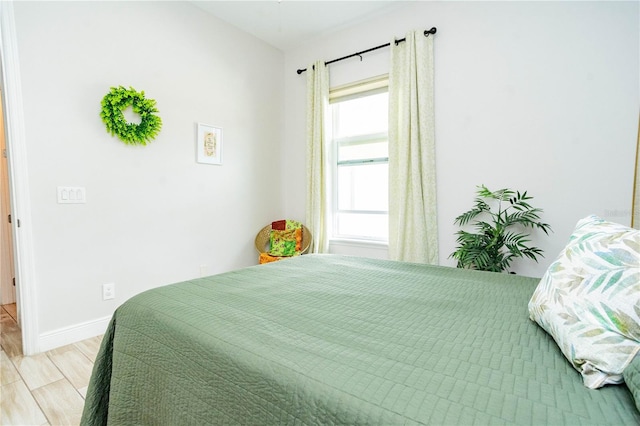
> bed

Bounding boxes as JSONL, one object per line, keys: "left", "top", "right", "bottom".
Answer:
{"left": 81, "top": 251, "right": 639, "bottom": 425}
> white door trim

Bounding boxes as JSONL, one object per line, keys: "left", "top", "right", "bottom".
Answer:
{"left": 0, "top": 1, "right": 39, "bottom": 355}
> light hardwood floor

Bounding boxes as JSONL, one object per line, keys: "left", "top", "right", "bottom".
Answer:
{"left": 1, "top": 303, "right": 103, "bottom": 425}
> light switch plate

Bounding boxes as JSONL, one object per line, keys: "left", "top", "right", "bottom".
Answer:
{"left": 57, "top": 186, "right": 86, "bottom": 204}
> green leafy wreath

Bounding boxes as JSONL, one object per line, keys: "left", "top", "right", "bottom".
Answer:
{"left": 100, "top": 86, "right": 162, "bottom": 145}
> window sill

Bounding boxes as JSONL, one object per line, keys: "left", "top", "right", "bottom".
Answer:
{"left": 328, "top": 238, "right": 388, "bottom": 249}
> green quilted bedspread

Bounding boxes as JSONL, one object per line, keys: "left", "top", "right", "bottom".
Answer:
{"left": 81, "top": 254, "right": 639, "bottom": 425}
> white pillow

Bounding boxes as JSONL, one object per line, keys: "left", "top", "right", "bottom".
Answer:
{"left": 528, "top": 215, "right": 640, "bottom": 389}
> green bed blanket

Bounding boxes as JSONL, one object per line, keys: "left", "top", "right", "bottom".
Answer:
{"left": 81, "top": 254, "right": 639, "bottom": 425}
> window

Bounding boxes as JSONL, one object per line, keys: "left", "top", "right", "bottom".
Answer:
{"left": 329, "top": 77, "right": 389, "bottom": 242}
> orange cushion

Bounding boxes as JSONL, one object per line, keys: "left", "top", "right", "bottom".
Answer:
{"left": 259, "top": 253, "right": 283, "bottom": 264}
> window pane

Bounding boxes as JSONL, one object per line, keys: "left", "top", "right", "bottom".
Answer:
{"left": 329, "top": 83, "right": 389, "bottom": 243}
{"left": 334, "top": 92, "right": 388, "bottom": 138}
{"left": 337, "top": 163, "right": 388, "bottom": 211}
{"left": 338, "top": 140, "right": 388, "bottom": 163}
{"left": 336, "top": 212, "right": 388, "bottom": 240}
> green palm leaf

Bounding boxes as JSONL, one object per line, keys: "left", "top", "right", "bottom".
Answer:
{"left": 449, "top": 185, "right": 552, "bottom": 273}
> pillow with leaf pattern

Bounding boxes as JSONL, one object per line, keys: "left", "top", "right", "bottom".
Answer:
{"left": 528, "top": 215, "right": 640, "bottom": 389}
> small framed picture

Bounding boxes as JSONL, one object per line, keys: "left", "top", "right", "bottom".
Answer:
{"left": 196, "top": 123, "right": 223, "bottom": 165}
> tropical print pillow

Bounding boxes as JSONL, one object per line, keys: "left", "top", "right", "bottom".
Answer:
{"left": 528, "top": 215, "right": 640, "bottom": 389}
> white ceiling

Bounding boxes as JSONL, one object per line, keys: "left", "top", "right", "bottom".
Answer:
{"left": 192, "top": 1, "right": 407, "bottom": 51}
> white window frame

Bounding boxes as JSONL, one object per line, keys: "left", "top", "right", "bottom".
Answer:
{"left": 328, "top": 75, "right": 389, "bottom": 244}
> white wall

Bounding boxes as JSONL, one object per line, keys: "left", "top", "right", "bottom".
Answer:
{"left": 7, "top": 0, "right": 639, "bottom": 350}
{"left": 283, "top": 1, "right": 639, "bottom": 277}
{"left": 12, "top": 1, "right": 285, "bottom": 341}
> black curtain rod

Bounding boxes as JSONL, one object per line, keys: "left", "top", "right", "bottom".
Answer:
{"left": 296, "top": 27, "right": 436, "bottom": 75}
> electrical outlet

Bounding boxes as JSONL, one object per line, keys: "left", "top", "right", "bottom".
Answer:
{"left": 102, "top": 283, "right": 115, "bottom": 300}
{"left": 199, "top": 264, "right": 208, "bottom": 277}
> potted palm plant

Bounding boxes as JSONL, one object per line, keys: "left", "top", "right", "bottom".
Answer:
{"left": 450, "top": 185, "right": 552, "bottom": 273}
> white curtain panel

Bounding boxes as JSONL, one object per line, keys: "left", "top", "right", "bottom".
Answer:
{"left": 388, "top": 31, "right": 439, "bottom": 264}
{"left": 305, "top": 60, "right": 330, "bottom": 253}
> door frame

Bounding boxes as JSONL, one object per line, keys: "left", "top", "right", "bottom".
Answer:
{"left": 0, "top": 1, "right": 39, "bottom": 356}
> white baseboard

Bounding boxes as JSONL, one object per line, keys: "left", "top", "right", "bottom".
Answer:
{"left": 38, "top": 315, "right": 111, "bottom": 353}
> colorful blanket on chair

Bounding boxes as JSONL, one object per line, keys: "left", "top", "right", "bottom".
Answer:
{"left": 269, "top": 220, "right": 302, "bottom": 257}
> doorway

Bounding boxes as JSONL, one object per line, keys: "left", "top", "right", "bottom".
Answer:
{"left": 0, "top": 84, "right": 20, "bottom": 356}
{"left": 0, "top": 87, "right": 16, "bottom": 302}
{"left": 0, "top": 86, "right": 17, "bottom": 317}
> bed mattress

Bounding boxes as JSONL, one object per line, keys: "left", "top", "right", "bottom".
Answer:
{"left": 82, "top": 254, "right": 639, "bottom": 425}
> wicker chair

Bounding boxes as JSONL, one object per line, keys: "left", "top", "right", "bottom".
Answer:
{"left": 254, "top": 223, "right": 312, "bottom": 258}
